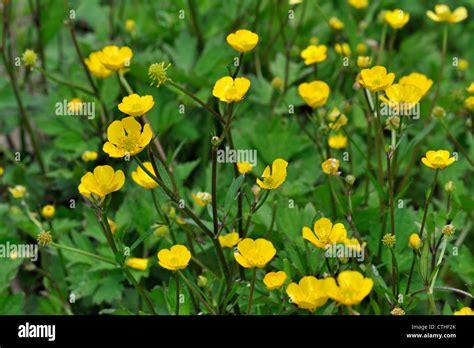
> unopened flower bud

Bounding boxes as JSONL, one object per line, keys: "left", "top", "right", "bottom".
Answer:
{"left": 432, "top": 106, "right": 446, "bottom": 119}
{"left": 345, "top": 175, "right": 356, "bottom": 186}
{"left": 444, "top": 181, "right": 455, "bottom": 193}
{"left": 197, "top": 275, "right": 208, "bottom": 287}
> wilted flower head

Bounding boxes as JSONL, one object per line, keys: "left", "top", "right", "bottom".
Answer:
{"left": 148, "top": 62, "right": 171, "bottom": 87}
{"left": 327, "top": 107, "right": 348, "bottom": 130}
{"left": 391, "top": 307, "right": 406, "bottom": 315}
{"left": 192, "top": 191, "right": 212, "bottom": 207}
{"left": 9, "top": 185, "right": 27, "bottom": 199}
{"left": 321, "top": 158, "right": 341, "bottom": 176}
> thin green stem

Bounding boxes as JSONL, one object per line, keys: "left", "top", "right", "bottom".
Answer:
{"left": 247, "top": 268, "right": 257, "bottom": 315}
{"left": 175, "top": 271, "right": 180, "bottom": 315}
{"left": 419, "top": 169, "right": 439, "bottom": 239}
{"left": 50, "top": 242, "right": 116, "bottom": 265}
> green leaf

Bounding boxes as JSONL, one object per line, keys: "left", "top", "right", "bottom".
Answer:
{"left": 224, "top": 175, "right": 244, "bottom": 215}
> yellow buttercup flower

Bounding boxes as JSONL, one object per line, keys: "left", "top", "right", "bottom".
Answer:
{"left": 126, "top": 257, "right": 148, "bottom": 271}
{"left": 357, "top": 56, "right": 372, "bottom": 69}
{"left": 84, "top": 52, "right": 112, "bottom": 78}
{"left": 343, "top": 238, "right": 362, "bottom": 253}
{"left": 131, "top": 162, "right": 158, "bottom": 189}
{"left": 67, "top": 98, "right": 82, "bottom": 113}
{"left": 348, "top": 0, "right": 368, "bottom": 10}
{"left": 300, "top": 44, "right": 327, "bottom": 65}
{"left": 256, "top": 158, "right": 288, "bottom": 190}
{"left": 466, "top": 83, "right": 474, "bottom": 94}
{"left": 408, "top": 233, "right": 422, "bottom": 250}
{"left": 125, "top": 19, "right": 136, "bottom": 32}
{"left": 237, "top": 161, "right": 253, "bottom": 174}
{"left": 286, "top": 276, "right": 331, "bottom": 311}
{"left": 358, "top": 66, "right": 395, "bottom": 92}
{"left": 465, "top": 96, "right": 474, "bottom": 110}
{"left": 212, "top": 76, "right": 251, "bottom": 103}
{"left": 8, "top": 185, "right": 26, "bottom": 198}
{"left": 298, "top": 80, "right": 330, "bottom": 108}
{"left": 399, "top": 73, "right": 433, "bottom": 96}
{"left": 453, "top": 307, "right": 473, "bottom": 315}
{"left": 157, "top": 245, "right": 191, "bottom": 271}
{"left": 426, "top": 5, "right": 467, "bottom": 24}
{"left": 335, "top": 42, "right": 351, "bottom": 56}
{"left": 384, "top": 9, "right": 410, "bottom": 29}
{"left": 118, "top": 94, "right": 154, "bottom": 117}
{"left": 328, "top": 134, "right": 347, "bottom": 150}
{"left": 103, "top": 117, "right": 152, "bottom": 158}
{"left": 192, "top": 191, "right": 212, "bottom": 206}
{"left": 226, "top": 29, "right": 259, "bottom": 53}
{"left": 321, "top": 158, "right": 340, "bottom": 176}
{"left": 303, "top": 217, "right": 347, "bottom": 250}
{"left": 421, "top": 150, "right": 455, "bottom": 169}
{"left": 327, "top": 107, "right": 348, "bottom": 130}
{"left": 97, "top": 45, "right": 133, "bottom": 71}
{"left": 380, "top": 83, "right": 423, "bottom": 114}
{"left": 263, "top": 271, "right": 287, "bottom": 290}
{"left": 78, "top": 165, "right": 125, "bottom": 199}
{"left": 325, "top": 270, "right": 373, "bottom": 306}
{"left": 81, "top": 150, "right": 98, "bottom": 162}
{"left": 41, "top": 205, "right": 55, "bottom": 219}
{"left": 457, "top": 59, "right": 469, "bottom": 71}
{"left": 219, "top": 232, "right": 241, "bottom": 248}
{"left": 329, "top": 17, "right": 344, "bottom": 30}
{"left": 234, "top": 238, "right": 276, "bottom": 268}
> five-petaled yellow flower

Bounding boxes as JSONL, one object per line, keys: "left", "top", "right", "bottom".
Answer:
{"left": 103, "top": 117, "right": 152, "bottom": 158}
{"left": 234, "top": 238, "right": 276, "bottom": 268}
{"left": 84, "top": 52, "right": 112, "bottom": 78}
{"left": 399, "top": 73, "right": 433, "bottom": 96}
{"left": 226, "top": 29, "right": 259, "bottom": 53}
{"left": 126, "top": 257, "right": 148, "bottom": 271}
{"left": 131, "top": 162, "right": 158, "bottom": 189}
{"left": 329, "top": 17, "right": 344, "bottom": 30}
{"left": 78, "top": 165, "right": 125, "bottom": 199}
{"left": 41, "top": 205, "right": 55, "bottom": 219}
{"left": 321, "top": 158, "right": 340, "bottom": 175}
{"left": 426, "top": 5, "right": 467, "bottom": 24}
{"left": 348, "top": 0, "right": 368, "bottom": 10}
{"left": 303, "top": 217, "right": 347, "bottom": 250}
{"left": 421, "top": 150, "right": 455, "bottom": 169}
{"left": 212, "top": 76, "right": 251, "bottom": 103}
{"left": 380, "top": 83, "right": 423, "bottom": 114}
{"left": 286, "top": 276, "right": 331, "bottom": 311}
{"left": 384, "top": 9, "right": 410, "bottom": 29}
{"left": 118, "top": 94, "right": 154, "bottom": 117}
{"left": 158, "top": 244, "right": 191, "bottom": 271}
{"left": 219, "top": 232, "right": 241, "bottom": 248}
{"left": 256, "top": 158, "right": 288, "bottom": 190}
{"left": 358, "top": 66, "right": 395, "bottom": 92}
{"left": 192, "top": 191, "right": 212, "bottom": 206}
{"left": 9, "top": 185, "right": 27, "bottom": 198}
{"left": 97, "top": 45, "right": 133, "bottom": 70}
{"left": 325, "top": 270, "right": 373, "bottom": 306}
{"left": 328, "top": 134, "right": 347, "bottom": 150}
{"left": 300, "top": 44, "right": 328, "bottom": 65}
{"left": 298, "top": 80, "right": 330, "bottom": 108}
{"left": 263, "top": 271, "right": 287, "bottom": 290}
{"left": 237, "top": 161, "right": 253, "bottom": 174}
{"left": 408, "top": 233, "right": 422, "bottom": 250}
{"left": 453, "top": 307, "right": 473, "bottom": 315}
